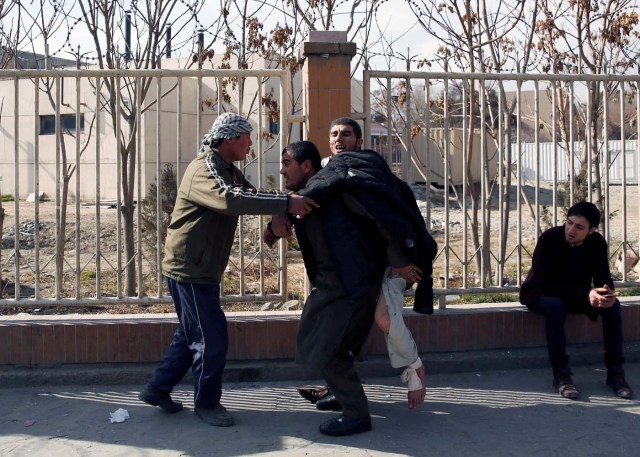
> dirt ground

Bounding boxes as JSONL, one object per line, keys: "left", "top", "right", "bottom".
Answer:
{"left": 1, "top": 183, "right": 638, "bottom": 315}
{"left": 0, "top": 200, "right": 307, "bottom": 315}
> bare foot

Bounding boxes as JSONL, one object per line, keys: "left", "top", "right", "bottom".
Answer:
{"left": 374, "top": 293, "right": 390, "bottom": 334}
{"left": 407, "top": 364, "right": 426, "bottom": 409}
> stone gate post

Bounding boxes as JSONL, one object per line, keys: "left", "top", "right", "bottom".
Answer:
{"left": 302, "top": 31, "right": 357, "bottom": 157}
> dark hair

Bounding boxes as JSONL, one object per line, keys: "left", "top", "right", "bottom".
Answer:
{"left": 283, "top": 140, "right": 322, "bottom": 172}
{"left": 212, "top": 137, "right": 226, "bottom": 148}
{"left": 567, "top": 201, "right": 600, "bottom": 228}
{"left": 330, "top": 117, "right": 362, "bottom": 139}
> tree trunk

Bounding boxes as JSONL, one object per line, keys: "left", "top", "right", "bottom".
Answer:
{"left": 55, "top": 140, "right": 71, "bottom": 297}
{"left": 121, "top": 134, "right": 137, "bottom": 297}
{"left": 589, "top": 83, "right": 604, "bottom": 215}
{"left": 466, "top": 83, "right": 483, "bottom": 283}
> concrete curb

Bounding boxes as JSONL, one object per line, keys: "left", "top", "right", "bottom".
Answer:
{"left": 2, "top": 342, "right": 639, "bottom": 388}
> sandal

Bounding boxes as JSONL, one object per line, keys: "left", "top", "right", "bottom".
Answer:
{"left": 298, "top": 387, "right": 332, "bottom": 404}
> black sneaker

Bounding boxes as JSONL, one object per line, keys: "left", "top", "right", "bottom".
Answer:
{"left": 319, "top": 414, "right": 372, "bottom": 437}
{"left": 138, "top": 384, "right": 183, "bottom": 413}
{"left": 316, "top": 395, "right": 343, "bottom": 411}
{"left": 607, "top": 368, "right": 633, "bottom": 399}
{"left": 195, "top": 404, "right": 234, "bottom": 427}
{"left": 553, "top": 372, "right": 580, "bottom": 399}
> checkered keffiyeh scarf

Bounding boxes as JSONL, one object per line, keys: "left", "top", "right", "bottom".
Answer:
{"left": 199, "top": 113, "right": 253, "bottom": 156}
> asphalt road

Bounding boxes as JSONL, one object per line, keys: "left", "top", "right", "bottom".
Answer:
{"left": 3, "top": 363, "right": 640, "bottom": 457}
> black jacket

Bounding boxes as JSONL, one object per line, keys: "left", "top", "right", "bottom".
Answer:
{"left": 519, "top": 225, "right": 614, "bottom": 321}
{"left": 299, "top": 149, "right": 438, "bottom": 314}
{"left": 293, "top": 191, "right": 388, "bottom": 304}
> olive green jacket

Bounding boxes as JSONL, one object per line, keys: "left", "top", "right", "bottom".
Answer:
{"left": 162, "top": 151, "right": 288, "bottom": 284}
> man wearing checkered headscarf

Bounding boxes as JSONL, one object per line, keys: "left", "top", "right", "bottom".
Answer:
{"left": 199, "top": 112, "right": 253, "bottom": 156}
{"left": 139, "top": 111, "right": 317, "bottom": 428}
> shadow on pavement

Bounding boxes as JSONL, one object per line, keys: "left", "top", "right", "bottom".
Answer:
{"left": 3, "top": 364, "right": 640, "bottom": 456}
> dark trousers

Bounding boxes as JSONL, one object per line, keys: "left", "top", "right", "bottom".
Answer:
{"left": 148, "top": 278, "right": 228, "bottom": 408}
{"left": 528, "top": 295, "right": 624, "bottom": 372}
{"left": 321, "top": 296, "right": 374, "bottom": 419}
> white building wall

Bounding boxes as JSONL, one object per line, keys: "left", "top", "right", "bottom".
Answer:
{"left": 0, "top": 62, "right": 294, "bottom": 201}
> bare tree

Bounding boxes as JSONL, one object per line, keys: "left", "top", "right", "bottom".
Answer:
{"left": 213, "top": 0, "right": 309, "bottom": 148}
{"left": 14, "top": 0, "right": 101, "bottom": 297}
{"left": 405, "top": 0, "right": 535, "bottom": 285}
{"left": 0, "top": 0, "right": 25, "bottom": 295}
{"left": 0, "top": 0, "right": 21, "bottom": 67}
{"left": 284, "top": 0, "right": 386, "bottom": 75}
{"left": 67, "top": 0, "right": 208, "bottom": 295}
{"left": 535, "top": 0, "right": 640, "bottom": 214}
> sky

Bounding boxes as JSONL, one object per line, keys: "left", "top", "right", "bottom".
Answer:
{"left": 6, "top": 0, "right": 440, "bottom": 72}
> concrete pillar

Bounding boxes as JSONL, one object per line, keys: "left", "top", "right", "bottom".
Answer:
{"left": 302, "top": 31, "right": 357, "bottom": 157}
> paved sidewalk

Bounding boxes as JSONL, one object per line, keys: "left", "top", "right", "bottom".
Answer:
{"left": 2, "top": 363, "right": 640, "bottom": 457}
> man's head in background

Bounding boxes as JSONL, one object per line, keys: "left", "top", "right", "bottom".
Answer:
{"left": 329, "top": 117, "right": 363, "bottom": 155}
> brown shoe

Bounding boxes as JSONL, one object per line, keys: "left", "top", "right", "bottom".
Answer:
{"left": 553, "top": 372, "right": 580, "bottom": 399}
{"left": 298, "top": 386, "right": 332, "bottom": 404}
{"left": 607, "top": 369, "right": 633, "bottom": 399}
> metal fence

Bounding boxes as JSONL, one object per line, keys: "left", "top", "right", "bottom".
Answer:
{"left": 361, "top": 70, "right": 640, "bottom": 306}
{"left": 3, "top": 68, "right": 640, "bottom": 310}
{"left": 0, "top": 68, "right": 298, "bottom": 308}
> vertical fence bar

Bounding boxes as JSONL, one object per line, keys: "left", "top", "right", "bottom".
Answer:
{"left": 257, "top": 76, "right": 265, "bottom": 296}
{"left": 619, "top": 82, "right": 628, "bottom": 281}
{"left": 569, "top": 83, "right": 575, "bottom": 206}
{"left": 13, "top": 75, "right": 20, "bottom": 299}
{"left": 497, "top": 80, "right": 504, "bottom": 287}
{"left": 54, "top": 76, "right": 61, "bottom": 299}
{"left": 424, "top": 78, "right": 431, "bottom": 226}
{"left": 95, "top": 76, "right": 102, "bottom": 298}
{"left": 603, "top": 84, "right": 610, "bottom": 241}
{"left": 403, "top": 77, "right": 411, "bottom": 181}
{"left": 386, "top": 77, "right": 393, "bottom": 169}
{"left": 551, "top": 80, "right": 558, "bottom": 226}
{"left": 136, "top": 76, "right": 143, "bottom": 298}
{"left": 460, "top": 78, "right": 467, "bottom": 289}
{"left": 279, "top": 72, "right": 288, "bottom": 301}
{"left": 238, "top": 95, "right": 246, "bottom": 299}
{"left": 176, "top": 77, "right": 183, "bottom": 183}
{"left": 115, "top": 77, "right": 123, "bottom": 298}
{"left": 75, "top": 75, "right": 82, "bottom": 299}
{"left": 171, "top": 76, "right": 183, "bottom": 297}
{"left": 156, "top": 77, "right": 163, "bottom": 296}
{"left": 197, "top": 75, "right": 202, "bottom": 145}
{"left": 363, "top": 71, "right": 371, "bottom": 150}
{"left": 479, "top": 81, "right": 486, "bottom": 287}
{"left": 443, "top": 76, "right": 451, "bottom": 292}
{"left": 586, "top": 82, "right": 593, "bottom": 200}
{"left": 33, "top": 77, "right": 41, "bottom": 298}
{"left": 637, "top": 76, "right": 640, "bottom": 257}
{"left": 516, "top": 81, "right": 522, "bottom": 284}
{"left": 534, "top": 80, "right": 540, "bottom": 235}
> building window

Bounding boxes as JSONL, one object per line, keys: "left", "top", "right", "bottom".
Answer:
{"left": 39, "top": 114, "right": 85, "bottom": 135}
